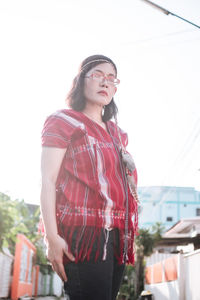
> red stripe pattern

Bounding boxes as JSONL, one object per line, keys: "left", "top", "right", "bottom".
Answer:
{"left": 42, "top": 109, "right": 138, "bottom": 264}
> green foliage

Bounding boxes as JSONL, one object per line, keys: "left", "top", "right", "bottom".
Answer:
{"left": 136, "top": 228, "right": 155, "bottom": 257}
{"left": 136, "top": 222, "right": 165, "bottom": 257}
{"left": 0, "top": 192, "right": 47, "bottom": 266}
{"left": 151, "top": 222, "right": 165, "bottom": 243}
{"left": 118, "top": 223, "right": 165, "bottom": 299}
{"left": 0, "top": 193, "right": 21, "bottom": 252}
{"left": 118, "top": 265, "right": 135, "bottom": 300}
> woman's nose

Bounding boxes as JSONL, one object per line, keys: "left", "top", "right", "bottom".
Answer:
{"left": 100, "top": 77, "right": 109, "bottom": 87}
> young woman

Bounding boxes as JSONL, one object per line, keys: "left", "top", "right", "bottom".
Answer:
{"left": 40, "top": 54, "right": 138, "bottom": 300}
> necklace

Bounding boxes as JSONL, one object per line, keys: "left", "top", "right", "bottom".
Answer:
{"left": 83, "top": 112, "right": 106, "bottom": 129}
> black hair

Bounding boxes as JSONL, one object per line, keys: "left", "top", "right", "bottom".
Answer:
{"left": 66, "top": 54, "right": 118, "bottom": 122}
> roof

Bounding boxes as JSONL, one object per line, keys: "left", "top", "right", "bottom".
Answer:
{"left": 164, "top": 217, "right": 200, "bottom": 238}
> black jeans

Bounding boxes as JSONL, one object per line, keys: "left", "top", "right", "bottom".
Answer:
{"left": 64, "top": 228, "right": 125, "bottom": 300}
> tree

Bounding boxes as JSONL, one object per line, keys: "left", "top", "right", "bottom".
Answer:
{"left": 118, "top": 222, "right": 164, "bottom": 300}
{"left": 0, "top": 192, "right": 20, "bottom": 252}
{"left": 118, "top": 265, "right": 135, "bottom": 300}
{"left": 134, "top": 223, "right": 164, "bottom": 297}
{"left": 151, "top": 222, "right": 164, "bottom": 244}
{"left": 0, "top": 192, "right": 47, "bottom": 267}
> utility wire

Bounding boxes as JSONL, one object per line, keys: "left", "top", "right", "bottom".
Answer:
{"left": 136, "top": 0, "right": 200, "bottom": 210}
{"left": 140, "top": 117, "right": 200, "bottom": 207}
{"left": 152, "top": 119, "right": 200, "bottom": 207}
{"left": 140, "top": 0, "right": 200, "bottom": 29}
{"left": 119, "top": 30, "right": 200, "bottom": 51}
{"left": 120, "top": 29, "right": 195, "bottom": 46}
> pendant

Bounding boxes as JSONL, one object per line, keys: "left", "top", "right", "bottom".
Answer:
{"left": 121, "top": 151, "right": 136, "bottom": 173}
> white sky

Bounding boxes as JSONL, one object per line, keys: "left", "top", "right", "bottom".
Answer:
{"left": 0, "top": 0, "right": 200, "bottom": 204}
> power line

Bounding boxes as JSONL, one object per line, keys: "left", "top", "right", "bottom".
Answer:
{"left": 119, "top": 31, "right": 200, "bottom": 50}
{"left": 140, "top": 0, "right": 200, "bottom": 29}
{"left": 120, "top": 29, "right": 195, "bottom": 46}
{"left": 140, "top": 117, "right": 200, "bottom": 208}
{"left": 153, "top": 119, "right": 200, "bottom": 207}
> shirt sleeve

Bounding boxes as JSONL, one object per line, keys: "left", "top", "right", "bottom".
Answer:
{"left": 41, "top": 112, "right": 71, "bottom": 148}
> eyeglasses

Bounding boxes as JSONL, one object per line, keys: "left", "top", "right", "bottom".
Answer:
{"left": 85, "top": 72, "right": 120, "bottom": 86}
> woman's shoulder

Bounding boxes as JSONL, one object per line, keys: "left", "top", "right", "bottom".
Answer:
{"left": 48, "top": 108, "right": 74, "bottom": 119}
{"left": 45, "top": 109, "right": 85, "bottom": 129}
{"left": 42, "top": 109, "right": 86, "bottom": 147}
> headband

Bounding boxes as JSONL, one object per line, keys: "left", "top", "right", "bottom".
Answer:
{"left": 81, "top": 59, "right": 112, "bottom": 71}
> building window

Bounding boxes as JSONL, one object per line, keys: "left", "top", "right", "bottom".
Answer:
{"left": 196, "top": 208, "right": 200, "bottom": 216}
{"left": 166, "top": 216, "right": 173, "bottom": 222}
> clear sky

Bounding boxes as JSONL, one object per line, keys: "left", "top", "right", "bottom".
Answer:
{"left": 0, "top": 0, "right": 200, "bottom": 204}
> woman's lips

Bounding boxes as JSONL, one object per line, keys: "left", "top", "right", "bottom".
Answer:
{"left": 98, "top": 90, "right": 108, "bottom": 96}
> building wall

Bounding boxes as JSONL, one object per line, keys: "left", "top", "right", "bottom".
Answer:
{"left": 184, "top": 249, "right": 200, "bottom": 300}
{"left": 145, "top": 281, "right": 179, "bottom": 300}
{"left": 138, "top": 186, "right": 200, "bottom": 229}
{"left": 144, "top": 249, "right": 200, "bottom": 300}
{"left": 51, "top": 273, "right": 63, "bottom": 297}
{"left": 0, "top": 252, "right": 13, "bottom": 298}
{"left": 144, "top": 254, "right": 184, "bottom": 300}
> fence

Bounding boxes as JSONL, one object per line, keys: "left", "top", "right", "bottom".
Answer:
{"left": 0, "top": 251, "right": 13, "bottom": 298}
{"left": 184, "top": 249, "right": 200, "bottom": 300}
{"left": 144, "top": 250, "right": 200, "bottom": 300}
{"left": 0, "top": 234, "right": 63, "bottom": 299}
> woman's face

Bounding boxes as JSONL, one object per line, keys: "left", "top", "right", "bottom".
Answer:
{"left": 84, "top": 63, "right": 117, "bottom": 108}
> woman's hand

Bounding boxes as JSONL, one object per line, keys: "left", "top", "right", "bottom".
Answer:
{"left": 46, "top": 234, "right": 75, "bottom": 282}
{"left": 40, "top": 147, "right": 73, "bottom": 281}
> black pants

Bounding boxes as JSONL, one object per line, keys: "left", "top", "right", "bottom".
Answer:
{"left": 64, "top": 228, "right": 125, "bottom": 300}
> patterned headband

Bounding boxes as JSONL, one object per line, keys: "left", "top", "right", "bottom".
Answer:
{"left": 81, "top": 59, "right": 113, "bottom": 71}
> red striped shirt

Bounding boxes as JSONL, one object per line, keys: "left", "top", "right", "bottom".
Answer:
{"left": 42, "top": 109, "right": 138, "bottom": 264}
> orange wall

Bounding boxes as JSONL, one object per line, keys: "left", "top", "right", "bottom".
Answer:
{"left": 153, "top": 262, "right": 163, "bottom": 283}
{"left": 33, "top": 265, "right": 40, "bottom": 296}
{"left": 145, "top": 266, "right": 153, "bottom": 284}
{"left": 164, "top": 256, "right": 178, "bottom": 281}
{"left": 11, "top": 234, "right": 36, "bottom": 300}
{"left": 145, "top": 255, "right": 178, "bottom": 284}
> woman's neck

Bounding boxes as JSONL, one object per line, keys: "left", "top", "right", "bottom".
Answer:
{"left": 82, "top": 103, "right": 108, "bottom": 131}
{"left": 82, "top": 103, "right": 104, "bottom": 124}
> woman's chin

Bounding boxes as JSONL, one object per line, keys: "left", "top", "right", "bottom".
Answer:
{"left": 87, "top": 98, "right": 110, "bottom": 108}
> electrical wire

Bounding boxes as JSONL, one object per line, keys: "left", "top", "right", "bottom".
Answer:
{"left": 140, "top": 0, "right": 200, "bottom": 29}
{"left": 139, "top": 117, "right": 200, "bottom": 209}
{"left": 120, "top": 28, "right": 196, "bottom": 46}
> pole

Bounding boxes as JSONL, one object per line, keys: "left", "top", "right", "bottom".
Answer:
{"left": 141, "top": 0, "right": 200, "bottom": 29}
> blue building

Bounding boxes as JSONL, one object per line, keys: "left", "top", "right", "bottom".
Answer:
{"left": 138, "top": 186, "right": 200, "bottom": 229}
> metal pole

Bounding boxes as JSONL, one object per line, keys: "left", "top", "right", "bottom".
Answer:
{"left": 141, "top": 0, "right": 200, "bottom": 29}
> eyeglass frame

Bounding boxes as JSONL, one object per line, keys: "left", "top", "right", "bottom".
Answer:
{"left": 85, "top": 71, "right": 120, "bottom": 86}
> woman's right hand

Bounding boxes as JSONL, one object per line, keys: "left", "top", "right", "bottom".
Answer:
{"left": 46, "top": 234, "right": 75, "bottom": 282}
